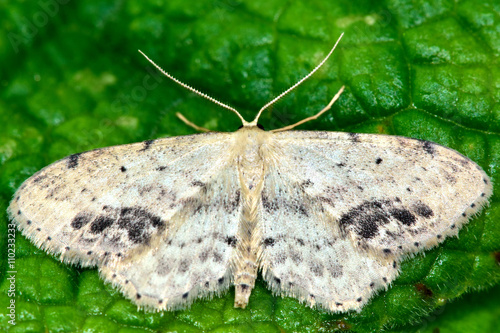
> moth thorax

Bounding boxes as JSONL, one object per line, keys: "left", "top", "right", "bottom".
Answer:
{"left": 235, "top": 129, "right": 267, "bottom": 193}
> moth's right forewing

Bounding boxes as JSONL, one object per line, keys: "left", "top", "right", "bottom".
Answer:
{"left": 268, "top": 131, "right": 492, "bottom": 257}
{"left": 258, "top": 130, "right": 491, "bottom": 312}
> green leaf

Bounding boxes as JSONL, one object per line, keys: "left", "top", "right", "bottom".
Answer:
{"left": 1, "top": 0, "right": 499, "bottom": 332}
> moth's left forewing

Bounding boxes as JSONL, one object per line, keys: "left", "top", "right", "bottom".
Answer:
{"left": 8, "top": 132, "right": 244, "bottom": 310}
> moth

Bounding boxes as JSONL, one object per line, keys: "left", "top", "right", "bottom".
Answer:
{"left": 8, "top": 34, "right": 492, "bottom": 312}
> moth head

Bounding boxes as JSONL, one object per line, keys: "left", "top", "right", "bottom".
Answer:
{"left": 237, "top": 123, "right": 265, "bottom": 131}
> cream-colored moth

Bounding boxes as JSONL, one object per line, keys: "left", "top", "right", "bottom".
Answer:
{"left": 9, "top": 34, "right": 492, "bottom": 312}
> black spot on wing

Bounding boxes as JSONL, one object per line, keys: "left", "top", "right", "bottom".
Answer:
{"left": 375, "top": 157, "right": 383, "bottom": 164}
{"left": 140, "top": 139, "right": 155, "bottom": 152}
{"left": 339, "top": 200, "right": 391, "bottom": 239}
{"left": 33, "top": 175, "right": 47, "bottom": 183}
{"left": 191, "top": 180, "right": 205, "bottom": 187}
{"left": 90, "top": 216, "right": 114, "bottom": 234}
{"left": 348, "top": 132, "right": 360, "bottom": 143}
{"left": 301, "top": 179, "right": 314, "bottom": 188}
{"left": 118, "top": 207, "right": 165, "bottom": 244}
{"left": 420, "top": 140, "right": 435, "bottom": 155}
{"left": 390, "top": 208, "right": 416, "bottom": 226}
{"left": 67, "top": 153, "right": 81, "bottom": 169}
{"left": 413, "top": 202, "right": 434, "bottom": 218}
{"left": 263, "top": 238, "right": 275, "bottom": 247}
{"left": 71, "top": 212, "right": 93, "bottom": 230}
{"left": 76, "top": 206, "right": 167, "bottom": 246}
{"left": 225, "top": 236, "right": 237, "bottom": 247}
{"left": 297, "top": 203, "right": 308, "bottom": 216}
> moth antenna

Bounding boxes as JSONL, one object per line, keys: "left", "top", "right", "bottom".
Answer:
{"left": 250, "top": 32, "right": 344, "bottom": 126}
{"left": 138, "top": 50, "right": 250, "bottom": 126}
{"left": 271, "top": 86, "right": 345, "bottom": 132}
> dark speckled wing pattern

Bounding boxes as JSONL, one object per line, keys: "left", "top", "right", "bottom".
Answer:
{"left": 259, "top": 130, "right": 491, "bottom": 312}
{"left": 9, "top": 132, "right": 242, "bottom": 310}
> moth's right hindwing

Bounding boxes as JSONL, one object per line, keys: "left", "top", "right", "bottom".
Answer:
{"left": 259, "top": 166, "right": 397, "bottom": 312}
